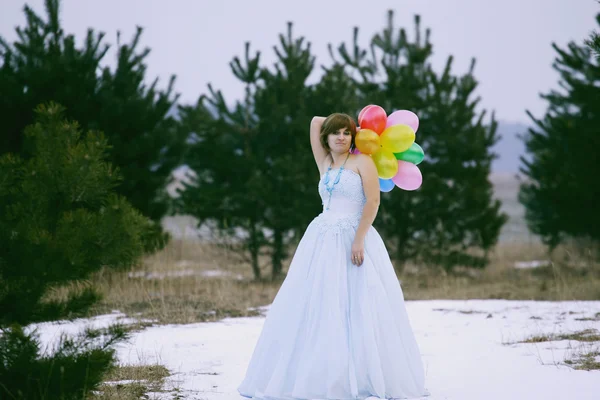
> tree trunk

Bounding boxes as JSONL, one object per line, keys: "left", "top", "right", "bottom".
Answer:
{"left": 248, "top": 222, "right": 261, "bottom": 280}
{"left": 395, "top": 236, "right": 408, "bottom": 274}
{"left": 271, "top": 228, "right": 284, "bottom": 281}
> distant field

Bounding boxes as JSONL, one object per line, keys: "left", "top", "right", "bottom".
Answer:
{"left": 489, "top": 172, "right": 538, "bottom": 244}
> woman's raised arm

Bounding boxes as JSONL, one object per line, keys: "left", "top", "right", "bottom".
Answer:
{"left": 309, "top": 116, "right": 328, "bottom": 170}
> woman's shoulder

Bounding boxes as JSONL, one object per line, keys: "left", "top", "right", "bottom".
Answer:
{"left": 353, "top": 153, "right": 374, "bottom": 167}
{"left": 353, "top": 153, "right": 377, "bottom": 177}
{"left": 343, "top": 153, "right": 364, "bottom": 175}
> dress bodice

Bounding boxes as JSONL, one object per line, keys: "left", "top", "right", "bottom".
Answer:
{"left": 318, "top": 168, "right": 366, "bottom": 216}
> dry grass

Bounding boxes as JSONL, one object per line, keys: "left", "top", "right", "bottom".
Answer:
{"left": 565, "top": 350, "right": 600, "bottom": 371}
{"left": 91, "top": 364, "right": 171, "bottom": 400}
{"left": 399, "top": 240, "right": 600, "bottom": 301}
{"left": 88, "top": 272, "right": 277, "bottom": 325}
{"left": 519, "top": 329, "right": 600, "bottom": 344}
{"left": 513, "top": 329, "right": 600, "bottom": 371}
{"left": 82, "top": 240, "right": 283, "bottom": 325}
{"left": 45, "top": 236, "right": 600, "bottom": 327}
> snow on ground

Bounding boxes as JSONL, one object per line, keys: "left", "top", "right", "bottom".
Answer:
{"left": 32, "top": 300, "right": 600, "bottom": 400}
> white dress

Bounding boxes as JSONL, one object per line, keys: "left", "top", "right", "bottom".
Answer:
{"left": 238, "top": 168, "right": 430, "bottom": 400}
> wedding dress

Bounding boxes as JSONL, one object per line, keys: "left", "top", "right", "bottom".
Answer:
{"left": 238, "top": 167, "right": 429, "bottom": 400}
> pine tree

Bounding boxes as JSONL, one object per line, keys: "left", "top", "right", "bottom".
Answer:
{"left": 252, "top": 23, "right": 317, "bottom": 279}
{"left": 310, "top": 49, "right": 362, "bottom": 120}
{"left": 0, "top": 323, "right": 129, "bottom": 400}
{"left": 0, "top": 0, "right": 185, "bottom": 252}
{"left": 0, "top": 103, "right": 147, "bottom": 399}
{"left": 176, "top": 42, "right": 267, "bottom": 280}
{"left": 586, "top": 10, "right": 600, "bottom": 60}
{"left": 519, "top": 13, "right": 600, "bottom": 250}
{"left": 588, "top": 31, "right": 600, "bottom": 57}
{"left": 333, "top": 12, "right": 506, "bottom": 270}
{"left": 178, "top": 24, "right": 317, "bottom": 280}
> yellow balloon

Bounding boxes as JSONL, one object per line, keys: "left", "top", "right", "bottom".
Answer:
{"left": 372, "top": 150, "right": 398, "bottom": 179}
{"left": 380, "top": 124, "right": 415, "bottom": 153}
{"left": 355, "top": 129, "right": 380, "bottom": 155}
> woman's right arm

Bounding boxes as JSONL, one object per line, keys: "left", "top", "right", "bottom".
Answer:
{"left": 310, "top": 116, "right": 328, "bottom": 171}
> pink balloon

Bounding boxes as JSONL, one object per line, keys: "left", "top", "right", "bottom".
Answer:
{"left": 391, "top": 160, "right": 422, "bottom": 191}
{"left": 351, "top": 148, "right": 361, "bottom": 155}
{"left": 386, "top": 110, "right": 419, "bottom": 133}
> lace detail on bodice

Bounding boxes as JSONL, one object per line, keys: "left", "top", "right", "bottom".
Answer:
{"left": 312, "top": 212, "right": 363, "bottom": 235}
{"left": 313, "top": 168, "right": 366, "bottom": 234}
{"left": 318, "top": 169, "right": 366, "bottom": 208}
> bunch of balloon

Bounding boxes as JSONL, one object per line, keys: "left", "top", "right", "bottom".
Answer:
{"left": 353, "top": 105, "right": 424, "bottom": 192}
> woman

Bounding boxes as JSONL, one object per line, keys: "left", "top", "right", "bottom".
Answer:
{"left": 238, "top": 113, "right": 429, "bottom": 400}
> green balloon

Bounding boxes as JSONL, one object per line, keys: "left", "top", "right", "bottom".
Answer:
{"left": 394, "top": 142, "right": 424, "bottom": 165}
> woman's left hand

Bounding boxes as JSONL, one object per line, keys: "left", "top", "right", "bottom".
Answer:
{"left": 351, "top": 238, "right": 365, "bottom": 266}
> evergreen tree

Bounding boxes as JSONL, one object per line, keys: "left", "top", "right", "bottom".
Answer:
{"left": 0, "top": 323, "right": 128, "bottom": 400}
{"left": 252, "top": 23, "right": 317, "bottom": 279}
{"left": 176, "top": 42, "right": 267, "bottom": 280}
{"left": 519, "top": 13, "right": 600, "bottom": 250}
{"left": 586, "top": 11, "right": 600, "bottom": 60}
{"left": 310, "top": 48, "right": 362, "bottom": 120}
{"left": 333, "top": 12, "right": 506, "bottom": 270}
{"left": 588, "top": 30, "right": 600, "bottom": 57}
{"left": 0, "top": 0, "right": 185, "bottom": 252}
{"left": 178, "top": 24, "right": 318, "bottom": 280}
{"left": 0, "top": 103, "right": 147, "bottom": 398}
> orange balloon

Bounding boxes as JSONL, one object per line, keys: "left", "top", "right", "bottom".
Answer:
{"left": 380, "top": 124, "right": 415, "bottom": 153}
{"left": 359, "top": 105, "right": 387, "bottom": 134}
{"left": 355, "top": 129, "right": 381, "bottom": 155}
{"left": 372, "top": 150, "right": 398, "bottom": 179}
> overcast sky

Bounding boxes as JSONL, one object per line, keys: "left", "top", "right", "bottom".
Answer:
{"left": 1, "top": 0, "right": 598, "bottom": 123}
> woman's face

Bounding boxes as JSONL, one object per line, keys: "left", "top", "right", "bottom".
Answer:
{"left": 327, "top": 127, "right": 352, "bottom": 153}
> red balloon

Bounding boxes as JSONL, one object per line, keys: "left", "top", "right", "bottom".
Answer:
{"left": 358, "top": 105, "right": 375, "bottom": 125}
{"left": 359, "top": 105, "right": 387, "bottom": 134}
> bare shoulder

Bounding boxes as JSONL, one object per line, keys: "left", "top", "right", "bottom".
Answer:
{"left": 354, "top": 153, "right": 377, "bottom": 177}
